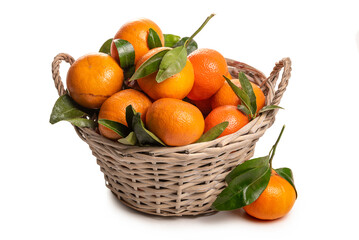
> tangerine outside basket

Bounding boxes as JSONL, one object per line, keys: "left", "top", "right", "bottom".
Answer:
{"left": 51, "top": 53, "right": 291, "bottom": 216}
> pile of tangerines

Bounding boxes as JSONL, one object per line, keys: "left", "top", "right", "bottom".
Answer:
{"left": 55, "top": 15, "right": 296, "bottom": 221}
{"left": 66, "top": 17, "right": 266, "bottom": 147}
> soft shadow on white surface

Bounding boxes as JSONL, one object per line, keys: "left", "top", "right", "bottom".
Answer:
{"left": 357, "top": 31, "right": 359, "bottom": 52}
{"left": 108, "top": 192, "right": 217, "bottom": 221}
{"left": 108, "top": 191, "right": 289, "bottom": 225}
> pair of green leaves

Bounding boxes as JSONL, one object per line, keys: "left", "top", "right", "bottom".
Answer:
{"left": 129, "top": 14, "right": 214, "bottom": 84}
{"left": 99, "top": 14, "right": 214, "bottom": 84}
{"left": 224, "top": 73, "right": 283, "bottom": 120}
{"left": 49, "top": 94, "right": 97, "bottom": 128}
{"left": 212, "top": 125, "right": 297, "bottom": 211}
{"left": 128, "top": 43, "right": 189, "bottom": 83}
{"left": 98, "top": 105, "right": 165, "bottom": 146}
{"left": 155, "top": 44, "right": 188, "bottom": 83}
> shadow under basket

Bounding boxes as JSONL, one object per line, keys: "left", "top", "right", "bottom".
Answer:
{"left": 51, "top": 53, "right": 291, "bottom": 217}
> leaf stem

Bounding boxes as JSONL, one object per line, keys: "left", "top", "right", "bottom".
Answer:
{"left": 185, "top": 13, "right": 215, "bottom": 48}
{"left": 269, "top": 125, "right": 286, "bottom": 169}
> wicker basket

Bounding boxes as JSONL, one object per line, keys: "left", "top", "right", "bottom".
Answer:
{"left": 51, "top": 53, "right": 291, "bottom": 216}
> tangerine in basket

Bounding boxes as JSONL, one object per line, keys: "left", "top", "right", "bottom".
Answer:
{"left": 136, "top": 47, "right": 194, "bottom": 100}
{"left": 145, "top": 98, "right": 204, "bottom": 146}
{"left": 211, "top": 78, "right": 265, "bottom": 113}
{"left": 204, "top": 105, "right": 249, "bottom": 138}
{"left": 98, "top": 89, "right": 152, "bottom": 140}
{"left": 111, "top": 18, "right": 164, "bottom": 65}
{"left": 187, "top": 48, "right": 228, "bottom": 100}
{"left": 66, "top": 53, "right": 124, "bottom": 109}
{"left": 243, "top": 169, "right": 296, "bottom": 220}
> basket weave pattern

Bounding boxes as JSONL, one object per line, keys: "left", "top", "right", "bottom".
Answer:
{"left": 52, "top": 53, "right": 291, "bottom": 216}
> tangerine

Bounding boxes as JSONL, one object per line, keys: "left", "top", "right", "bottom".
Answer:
{"left": 211, "top": 79, "right": 265, "bottom": 113}
{"left": 204, "top": 105, "right": 249, "bottom": 138}
{"left": 211, "top": 78, "right": 265, "bottom": 113}
{"left": 98, "top": 89, "right": 152, "bottom": 140}
{"left": 243, "top": 170, "right": 296, "bottom": 220}
{"left": 136, "top": 47, "right": 194, "bottom": 100}
{"left": 145, "top": 98, "right": 204, "bottom": 146}
{"left": 66, "top": 53, "right": 124, "bottom": 109}
{"left": 111, "top": 18, "right": 164, "bottom": 65}
{"left": 187, "top": 48, "right": 228, "bottom": 100}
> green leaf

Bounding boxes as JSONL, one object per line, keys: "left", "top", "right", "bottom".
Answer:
{"left": 156, "top": 46, "right": 187, "bottom": 83}
{"left": 196, "top": 121, "right": 229, "bottom": 143}
{"left": 212, "top": 165, "right": 271, "bottom": 211}
{"left": 129, "top": 48, "right": 170, "bottom": 81}
{"left": 118, "top": 132, "right": 137, "bottom": 146}
{"left": 99, "top": 38, "right": 113, "bottom": 55}
{"left": 225, "top": 156, "right": 269, "bottom": 184}
{"left": 49, "top": 94, "right": 96, "bottom": 128}
{"left": 172, "top": 37, "right": 198, "bottom": 54}
{"left": 148, "top": 28, "right": 162, "bottom": 49}
{"left": 67, "top": 118, "right": 97, "bottom": 129}
{"left": 113, "top": 39, "right": 135, "bottom": 69}
{"left": 125, "top": 105, "right": 137, "bottom": 129}
{"left": 259, "top": 105, "right": 284, "bottom": 114}
{"left": 132, "top": 113, "right": 166, "bottom": 146}
{"left": 275, "top": 167, "right": 297, "bottom": 198}
{"left": 224, "top": 76, "right": 252, "bottom": 116}
{"left": 164, "top": 34, "right": 180, "bottom": 47}
{"left": 237, "top": 105, "right": 251, "bottom": 117}
{"left": 50, "top": 94, "right": 87, "bottom": 124}
{"left": 97, "top": 119, "right": 131, "bottom": 138}
{"left": 238, "top": 72, "right": 257, "bottom": 114}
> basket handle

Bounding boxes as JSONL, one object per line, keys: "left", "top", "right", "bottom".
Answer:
{"left": 264, "top": 57, "right": 292, "bottom": 106}
{"left": 51, "top": 53, "right": 75, "bottom": 96}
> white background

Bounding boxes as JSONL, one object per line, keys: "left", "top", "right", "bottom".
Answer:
{"left": 1, "top": 0, "right": 359, "bottom": 239}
